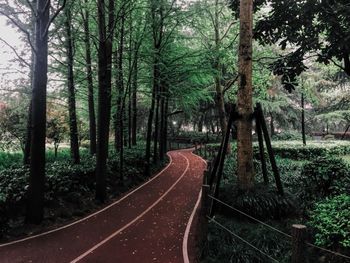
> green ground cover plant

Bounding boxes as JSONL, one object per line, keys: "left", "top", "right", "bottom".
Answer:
{"left": 200, "top": 140, "right": 350, "bottom": 263}
{"left": 0, "top": 143, "right": 166, "bottom": 240}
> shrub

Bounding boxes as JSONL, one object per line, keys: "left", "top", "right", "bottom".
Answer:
{"left": 0, "top": 152, "right": 23, "bottom": 170}
{"left": 272, "top": 130, "right": 311, "bottom": 141}
{"left": 309, "top": 194, "right": 350, "bottom": 249}
{"left": 219, "top": 184, "right": 297, "bottom": 220}
{"left": 204, "top": 216, "right": 291, "bottom": 263}
{"left": 266, "top": 141, "right": 350, "bottom": 160}
{"left": 301, "top": 156, "right": 350, "bottom": 198}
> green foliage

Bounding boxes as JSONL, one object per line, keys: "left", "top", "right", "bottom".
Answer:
{"left": 204, "top": 215, "right": 291, "bottom": 263}
{"left": 272, "top": 131, "right": 310, "bottom": 141}
{"left": 0, "top": 101, "right": 28, "bottom": 152}
{"left": 0, "top": 152, "right": 23, "bottom": 170}
{"left": 301, "top": 156, "right": 350, "bottom": 198}
{"left": 270, "top": 141, "right": 350, "bottom": 160}
{"left": 309, "top": 194, "right": 350, "bottom": 249}
{"left": 219, "top": 184, "right": 297, "bottom": 220}
{"left": 173, "top": 131, "right": 219, "bottom": 144}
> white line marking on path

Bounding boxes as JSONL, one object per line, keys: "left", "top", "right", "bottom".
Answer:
{"left": 0, "top": 151, "right": 177, "bottom": 248}
{"left": 70, "top": 152, "right": 190, "bottom": 263}
{"left": 183, "top": 151, "right": 208, "bottom": 263}
{"left": 182, "top": 189, "right": 202, "bottom": 263}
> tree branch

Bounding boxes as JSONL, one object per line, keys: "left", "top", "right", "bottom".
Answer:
{"left": 42, "top": 0, "right": 67, "bottom": 38}
{"left": 25, "top": 0, "right": 36, "bottom": 16}
{"left": 0, "top": 10, "right": 36, "bottom": 53}
{"left": 0, "top": 37, "right": 31, "bottom": 67}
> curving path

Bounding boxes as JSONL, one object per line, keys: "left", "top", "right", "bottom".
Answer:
{"left": 0, "top": 149, "right": 206, "bottom": 263}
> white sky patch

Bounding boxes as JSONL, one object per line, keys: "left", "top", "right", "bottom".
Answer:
{"left": 0, "top": 16, "right": 29, "bottom": 94}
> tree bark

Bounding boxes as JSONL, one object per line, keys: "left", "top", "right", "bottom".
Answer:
{"left": 144, "top": 54, "right": 159, "bottom": 176}
{"left": 237, "top": 0, "right": 254, "bottom": 191}
{"left": 213, "top": 0, "right": 229, "bottom": 153}
{"left": 95, "top": 0, "right": 115, "bottom": 202}
{"left": 153, "top": 94, "right": 160, "bottom": 164}
{"left": 23, "top": 101, "right": 32, "bottom": 165}
{"left": 65, "top": 8, "right": 80, "bottom": 164}
{"left": 26, "top": 0, "right": 50, "bottom": 224}
{"left": 82, "top": 0, "right": 97, "bottom": 155}
{"left": 301, "top": 93, "right": 306, "bottom": 145}
{"left": 132, "top": 53, "right": 138, "bottom": 146}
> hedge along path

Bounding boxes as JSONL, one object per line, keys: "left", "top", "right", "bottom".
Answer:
{"left": 0, "top": 149, "right": 207, "bottom": 263}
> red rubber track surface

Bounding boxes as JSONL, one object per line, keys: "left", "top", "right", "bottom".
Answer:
{"left": 0, "top": 149, "right": 206, "bottom": 263}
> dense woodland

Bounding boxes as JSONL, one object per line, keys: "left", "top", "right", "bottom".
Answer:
{"left": 0, "top": 0, "right": 349, "bottom": 262}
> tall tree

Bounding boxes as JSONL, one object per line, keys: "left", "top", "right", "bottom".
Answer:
{"left": 95, "top": 0, "right": 115, "bottom": 202}
{"left": 25, "top": 0, "right": 66, "bottom": 223}
{"left": 81, "top": 0, "right": 97, "bottom": 155}
{"left": 236, "top": 0, "right": 254, "bottom": 191}
{"left": 64, "top": 6, "right": 80, "bottom": 164}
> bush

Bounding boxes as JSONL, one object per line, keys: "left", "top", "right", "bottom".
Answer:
{"left": 301, "top": 156, "right": 350, "bottom": 198}
{"left": 219, "top": 184, "right": 297, "bottom": 220}
{"left": 309, "top": 194, "right": 350, "bottom": 249}
{"left": 272, "top": 130, "right": 311, "bottom": 141}
{"left": 0, "top": 152, "right": 23, "bottom": 170}
{"left": 45, "top": 158, "right": 96, "bottom": 203}
{"left": 204, "top": 215, "right": 291, "bottom": 263}
{"left": 269, "top": 141, "right": 350, "bottom": 160}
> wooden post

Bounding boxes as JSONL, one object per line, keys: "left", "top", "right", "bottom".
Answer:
{"left": 292, "top": 224, "right": 308, "bottom": 263}
{"left": 197, "top": 184, "right": 210, "bottom": 257}
{"left": 255, "top": 108, "right": 269, "bottom": 185}
{"left": 256, "top": 103, "right": 284, "bottom": 195}
{"left": 210, "top": 108, "right": 236, "bottom": 217}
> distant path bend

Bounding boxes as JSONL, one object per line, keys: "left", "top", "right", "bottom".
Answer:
{"left": 0, "top": 148, "right": 206, "bottom": 263}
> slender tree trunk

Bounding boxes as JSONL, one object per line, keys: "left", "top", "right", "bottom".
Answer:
{"left": 65, "top": 8, "right": 80, "bottom": 164}
{"left": 237, "top": 0, "right": 254, "bottom": 191}
{"left": 114, "top": 6, "right": 125, "bottom": 153}
{"left": 341, "top": 124, "right": 350, "bottom": 140}
{"left": 198, "top": 115, "right": 204, "bottom": 132}
{"left": 23, "top": 101, "right": 32, "bottom": 165}
{"left": 23, "top": 0, "right": 36, "bottom": 166}
{"left": 144, "top": 54, "right": 159, "bottom": 176}
{"left": 132, "top": 54, "right": 138, "bottom": 146}
{"left": 82, "top": 0, "right": 97, "bottom": 155}
{"left": 301, "top": 93, "right": 306, "bottom": 145}
{"left": 26, "top": 0, "right": 50, "bottom": 224}
{"left": 213, "top": 0, "right": 228, "bottom": 150}
{"left": 270, "top": 112, "right": 275, "bottom": 137}
{"left": 153, "top": 95, "right": 160, "bottom": 164}
{"left": 95, "top": 0, "right": 115, "bottom": 202}
{"left": 159, "top": 92, "right": 166, "bottom": 161}
{"left": 128, "top": 15, "right": 133, "bottom": 149}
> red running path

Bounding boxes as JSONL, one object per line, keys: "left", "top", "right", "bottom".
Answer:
{"left": 0, "top": 149, "right": 206, "bottom": 263}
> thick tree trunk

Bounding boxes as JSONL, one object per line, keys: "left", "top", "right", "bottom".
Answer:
{"left": 82, "top": 0, "right": 97, "bottom": 155}
{"left": 237, "top": 0, "right": 254, "bottom": 191}
{"left": 26, "top": 0, "right": 50, "bottom": 224}
{"left": 95, "top": 0, "right": 115, "bottom": 202}
{"left": 65, "top": 9, "right": 80, "bottom": 164}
